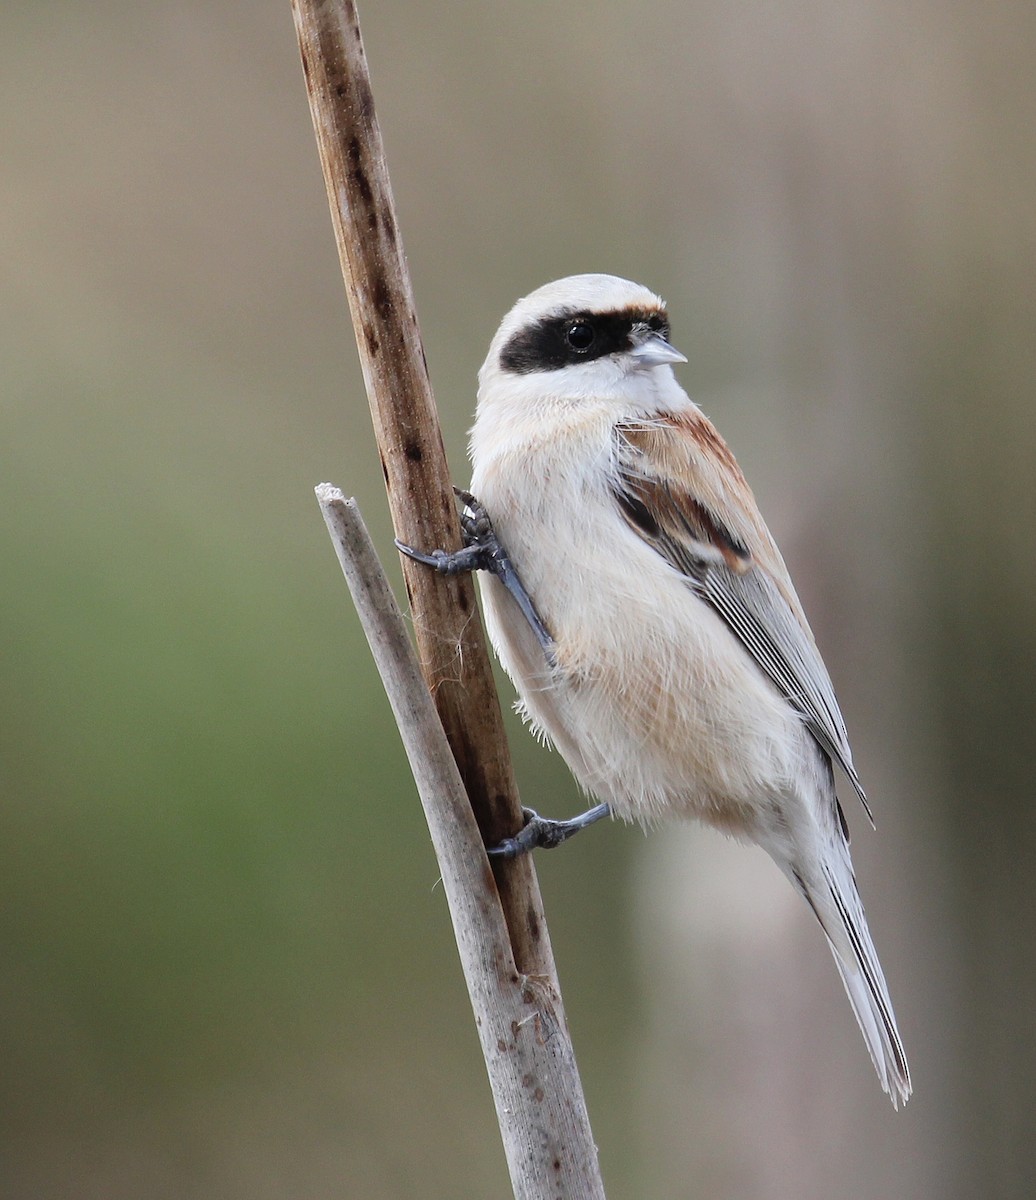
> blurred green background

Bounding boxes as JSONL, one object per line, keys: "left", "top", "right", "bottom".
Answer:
{"left": 3, "top": 2, "right": 1034, "bottom": 1197}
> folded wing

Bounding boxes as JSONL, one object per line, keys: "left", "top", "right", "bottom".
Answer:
{"left": 613, "top": 415, "right": 872, "bottom": 825}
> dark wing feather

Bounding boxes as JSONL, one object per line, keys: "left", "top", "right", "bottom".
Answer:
{"left": 614, "top": 420, "right": 873, "bottom": 824}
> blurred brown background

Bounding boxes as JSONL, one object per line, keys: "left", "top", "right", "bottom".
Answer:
{"left": 3, "top": 2, "right": 1034, "bottom": 1197}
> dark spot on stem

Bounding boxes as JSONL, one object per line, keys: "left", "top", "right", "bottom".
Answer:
{"left": 371, "top": 274, "right": 393, "bottom": 318}
{"left": 526, "top": 903, "right": 541, "bottom": 942}
{"left": 346, "top": 136, "right": 373, "bottom": 206}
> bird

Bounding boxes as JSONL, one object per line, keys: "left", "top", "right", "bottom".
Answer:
{"left": 400, "top": 273, "right": 910, "bottom": 1106}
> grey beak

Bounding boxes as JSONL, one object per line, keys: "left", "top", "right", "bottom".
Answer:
{"left": 629, "top": 329, "right": 688, "bottom": 368}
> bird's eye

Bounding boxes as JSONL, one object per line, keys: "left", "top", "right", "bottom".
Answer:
{"left": 565, "top": 322, "right": 596, "bottom": 351}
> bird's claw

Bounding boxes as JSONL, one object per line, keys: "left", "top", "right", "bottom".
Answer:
{"left": 486, "top": 803, "right": 611, "bottom": 859}
{"left": 453, "top": 488, "right": 493, "bottom": 544}
{"left": 395, "top": 490, "right": 557, "bottom": 662}
{"left": 394, "top": 540, "right": 483, "bottom": 576}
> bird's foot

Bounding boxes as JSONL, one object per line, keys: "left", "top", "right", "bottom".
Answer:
{"left": 486, "top": 804, "right": 611, "bottom": 859}
{"left": 395, "top": 489, "right": 556, "bottom": 662}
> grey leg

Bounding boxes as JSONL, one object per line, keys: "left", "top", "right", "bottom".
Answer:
{"left": 487, "top": 803, "right": 612, "bottom": 859}
{"left": 395, "top": 489, "right": 556, "bottom": 663}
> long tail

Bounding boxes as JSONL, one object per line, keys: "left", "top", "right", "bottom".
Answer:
{"left": 804, "top": 838, "right": 912, "bottom": 1108}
